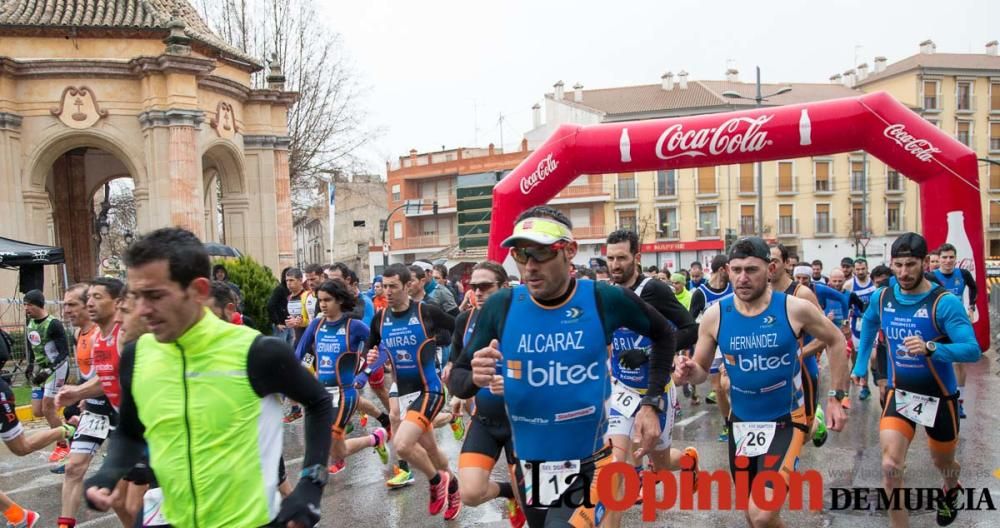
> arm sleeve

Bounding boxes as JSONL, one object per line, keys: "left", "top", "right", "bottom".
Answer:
{"left": 84, "top": 342, "right": 147, "bottom": 491}
{"left": 422, "top": 304, "right": 455, "bottom": 347}
{"left": 365, "top": 310, "right": 383, "bottom": 351}
{"left": 350, "top": 320, "right": 370, "bottom": 353}
{"left": 932, "top": 295, "right": 981, "bottom": 362}
{"left": 600, "top": 284, "right": 675, "bottom": 399}
{"left": 294, "top": 318, "right": 321, "bottom": 361}
{"left": 449, "top": 290, "right": 509, "bottom": 399}
{"left": 688, "top": 289, "right": 705, "bottom": 319}
{"left": 449, "top": 311, "right": 471, "bottom": 364}
{"left": 962, "top": 270, "right": 978, "bottom": 305}
{"left": 46, "top": 320, "right": 70, "bottom": 365}
{"left": 849, "top": 292, "right": 865, "bottom": 313}
{"left": 852, "top": 296, "right": 882, "bottom": 378}
{"left": 247, "top": 336, "right": 332, "bottom": 473}
{"left": 642, "top": 282, "right": 698, "bottom": 350}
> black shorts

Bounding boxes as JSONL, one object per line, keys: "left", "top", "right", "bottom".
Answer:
{"left": 123, "top": 458, "right": 157, "bottom": 486}
{"left": 880, "top": 388, "right": 959, "bottom": 453}
{"left": 873, "top": 342, "right": 888, "bottom": 382}
{"left": 727, "top": 409, "right": 808, "bottom": 494}
{"left": 0, "top": 378, "right": 23, "bottom": 442}
{"left": 459, "top": 415, "right": 514, "bottom": 471}
{"left": 402, "top": 391, "right": 446, "bottom": 433}
{"left": 515, "top": 446, "right": 613, "bottom": 528}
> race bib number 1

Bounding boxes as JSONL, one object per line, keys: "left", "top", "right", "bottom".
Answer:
{"left": 733, "top": 421, "right": 777, "bottom": 458}
{"left": 520, "top": 460, "right": 580, "bottom": 506}
{"left": 894, "top": 389, "right": 939, "bottom": 428}
{"left": 610, "top": 382, "right": 641, "bottom": 417}
{"left": 78, "top": 413, "right": 111, "bottom": 440}
{"left": 399, "top": 391, "right": 421, "bottom": 411}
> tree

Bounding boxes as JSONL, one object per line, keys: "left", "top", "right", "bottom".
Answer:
{"left": 196, "top": 0, "right": 375, "bottom": 219}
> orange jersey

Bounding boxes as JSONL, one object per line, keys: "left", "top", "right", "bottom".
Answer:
{"left": 75, "top": 324, "right": 99, "bottom": 381}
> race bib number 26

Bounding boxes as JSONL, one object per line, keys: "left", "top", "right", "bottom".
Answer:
{"left": 733, "top": 421, "right": 776, "bottom": 458}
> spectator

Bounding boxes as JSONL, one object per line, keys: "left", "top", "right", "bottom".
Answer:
{"left": 414, "top": 261, "right": 458, "bottom": 315}
{"left": 433, "top": 263, "right": 463, "bottom": 302}
{"left": 267, "top": 267, "right": 292, "bottom": 343}
{"left": 575, "top": 267, "right": 596, "bottom": 280}
{"left": 594, "top": 266, "right": 610, "bottom": 283}
{"left": 371, "top": 275, "right": 388, "bottom": 312}
{"left": 213, "top": 263, "right": 244, "bottom": 310}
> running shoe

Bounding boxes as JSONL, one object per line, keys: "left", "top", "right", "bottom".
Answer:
{"left": 450, "top": 416, "right": 466, "bottom": 441}
{"left": 359, "top": 413, "right": 368, "bottom": 428}
{"left": 328, "top": 459, "right": 346, "bottom": 475}
{"left": 859, "top": 386, "right": 871, "bottom": 401}
{"left": 813, "top": 407, "right": 828, "bottom": 447}
{"left": 444, "top": 476, "right": 462, "bottom": 520}
{"left": 684, "top": 447, "right": 701, "bottom": 492}
{"left": 705, "top": 391, "right": 717, "bottom": 404}
{"left": 506, "top": 498, "right": 526, "bottom": 528}
{"left": 48, "top": 443, "right": 69, "bottom": 463}
{"left": 372, "top": 427, "right": 389, "bottom": 465}
{"left": 386, "top": 466, "right": 415, "bottom": 489}
{"left": 958, "top": 402, "right": 967, "bottom": 419}
{"left": 8, "top": 509, "right": 39, "bottom": 528}
{"left": 841, "top": 396, "right": 852, "bottom": 410}
{"left": 936, "top": 483, "right": 962, "bottom": 526}
{"left": 428, "top": 470, "right": 450, "bottom": 516}
{"left": 345, "top": 423, "right": 355, "bottom": 435}
{"left": 49, "top": 457, "right": 66, "bottom": 474}
{"left": 717, "top": 426, "right": 729, "bottom": 443}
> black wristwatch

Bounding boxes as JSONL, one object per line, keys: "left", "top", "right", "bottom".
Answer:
{"left": 299, "top": 464, "right": 329, "bottom": 487}
{"left": 926, "top": 341, "right": 938, "bottom": 356}
{"left": 828, "top": 389, "right": 847, "bottom": 402}
{"left": 639, "top": 395, "right": 665, "bottom": 414}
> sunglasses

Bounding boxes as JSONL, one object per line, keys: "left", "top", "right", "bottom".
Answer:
{"left": 468, "top": 281, "right": 498, "bottom": 292}
{"left": 509, "top": 242, "right": 568, "bottom": 264}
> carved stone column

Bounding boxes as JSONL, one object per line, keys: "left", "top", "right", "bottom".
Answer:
{"left": 139, "top": 109, "right": 206, "bottom": 238}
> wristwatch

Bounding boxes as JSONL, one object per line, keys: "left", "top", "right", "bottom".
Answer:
{"left": 828, "top": 389, "right": 847, "bottom": 402}
{"left": 299, "top": 464, "right": 329, "bottom": 487}
{"left": 926, "top": 341, "right": 937, "bottom": 356}
{"left": 639, "top": 395, "right": 665, "bottom": 414}
{"left": 363, "top": 367, "right": 373, "bottom": 376}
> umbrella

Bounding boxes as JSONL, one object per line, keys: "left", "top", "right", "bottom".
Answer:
{"left": 203, "top": 242, "right": 242, "bottom": 258}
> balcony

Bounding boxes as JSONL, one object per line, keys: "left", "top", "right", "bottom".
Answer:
{"left": 814, "top": 180, "right": 834, "bottom": 195}
{"left": 407, "top": 234, "right": 457, "bottom": 248}
{"left": 850, "top": 175, "right": 866, "bottom": 194}
{"left": 815, "top": 217, "right": 835, "bottom": 237}
{"left": 923, "top": 96, "right": 940, "bottom": 112}
{"left": 990, "top": 137, "right": 1000, "bottom": 153}
{"left": 655, "top": 185, "right": 678, "bottom": 199}
{"left": 697, "top": 226, "right": 720, "bottom": 239}
{"left": 572, "top": 225, "right": 609, "bottom": 240}
{"left": 615, "top": 181, "right": 638, "bottom": 201}
{"left": 990, "top": 222, "right": 1000, "bottom": 231}
{"left": 656, "top": 229, "right": 680, "bottom": 240}
{"left": 955, "top": 96, "right": 975, "bottom": 114}
{"left": 778, "top": 217, "right": 799, "bottom": 236}
{"left": 403, "top": 198, "right": 456, "bottom": 217}
{"left": 738, "top": 220, "right": 757, "bottom": 236}
{"left": 550, "top": 182, "right": 610, "bottom": 205}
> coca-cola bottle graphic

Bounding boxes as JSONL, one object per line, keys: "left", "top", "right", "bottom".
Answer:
{"left": 799, "top": 109, "right": 812, "bottom": 146}
{"left": 945, "top": 210, "right": 978, "bottom": 322}
{"left": 619, "top": 128, "right": 632, "bottom": 163}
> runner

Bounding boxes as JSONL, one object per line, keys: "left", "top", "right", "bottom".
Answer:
{"left": 364, "top": 263, "right": 460, "bottom": 519}
{"left": 668, "top": 273, "right": 692, "bottom": 310}
{"left": 84, "top": 227, "right": 333, "bottom": 528}
{"left": 22, "top": 289, "right": 71, "bottom": 463}
{"left": 928, "top": 249, "right": 941, "bottom": 271}
{"left": 53, "top": 278, "right": 129, "bottom": 528}
{"left": 933, "top": 243, "right": 979, "bottom": 419}
{"left": 851, "top": 233, "right": 979, "bottom": 527}
{"left": 811, "top": 259, "right": 829, "bottom": 284}
{"left": 840, "top": 257, "right": 855, "bottom": 282}
{"left": 446, "top": 261, "right": 526, "bottom": 527}
{"left": 50, "top": 283, "right": 97, "bottom": 476}
{"left": 455, "top": 206, "right": 678, "bottom": 527}
{"left": 603, "top": 229, "right": 699, "bottom": 528}
{"left": 675, "top": 237, "right": 849, "bottom": 528}
{"left": 1, "top": 374, "right": 77, "bottom": 528}
{"left": 845, "top": 258, "right": 878, "bottom": 401}
{"left": 688, "top": 261, "right": 706, "bottom": 289}
{"left": 688, "top": 254, "right": 733, "bottom": 437}
{"left": 285, "top": 267, "right": 314, "bottom": 346}
{"left": 867, "top": 265, "right": 893, "bottom": 409}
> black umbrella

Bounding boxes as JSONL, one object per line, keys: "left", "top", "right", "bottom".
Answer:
{"left": 203, "top": 242, "right": 242, "bottom": 258}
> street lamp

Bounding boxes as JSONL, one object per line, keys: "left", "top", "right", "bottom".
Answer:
{"left": 721, "top": 66, "right": 793, "bottom": 238}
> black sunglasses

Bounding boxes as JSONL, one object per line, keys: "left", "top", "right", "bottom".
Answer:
{"left": 468, "top": 281, "right": 498, "bottom": 292}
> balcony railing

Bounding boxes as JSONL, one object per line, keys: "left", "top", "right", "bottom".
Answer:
{"left": 814, "top": 180, "right": 833, "bottom": 194}
{"left": 656, "top": 229, "right": 680, "bottom": 240}
{"left": 990, "top": 137, "right": 1000, "bottom": 152}
{"left": 815, "top": 217, "right": 834, "bottom": 235}
{"left": 923, "top": 96, "right": 939, "bottom": 111}
{"left": 778, "top": 217, "right": 799, "bottom": 236}
{"left": 407, "top": 234, "right": 457, "bottom": 248}
{"left": 990, "top": 222, "right": 1000, "bottom": 231}
{"left": 556, "top": 182, "right": 609, "bottom": 198}
{"left": 697, "top": 226, "right": 720, "bottom": 238}
{"left": 616, "top": 182, "right": 638, "bottom": 200}
{"left": 739, "top": 220, "right": 757, "bottom": 236}
{"left": 572, "top": 226, "right": 609, "bottom": 239}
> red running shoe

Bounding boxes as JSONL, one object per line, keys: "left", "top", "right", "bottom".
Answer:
{"left": 428, "top": 470, "right": 449, "bottom": 516}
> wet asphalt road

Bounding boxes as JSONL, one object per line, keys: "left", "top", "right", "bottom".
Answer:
{"left": 3, "top": 353, "right": 1000, "bottom": 527}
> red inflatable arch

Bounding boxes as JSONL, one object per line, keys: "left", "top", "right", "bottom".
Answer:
{"left": 488, "top": 91, "right": 989, "bottom": 350}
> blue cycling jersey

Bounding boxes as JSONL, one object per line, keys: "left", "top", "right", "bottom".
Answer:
{"left": 381, "top": 302, "right": 441, "bottom": 394}
{"left": 718, "top": 291, "right": 803, "bottom": 420}
{"left": 933, "top": 270, "right": 967, "bottom": 300}
{"left": 845, "top": 276, "right": 876, "bottom": 338}
{"left": 500, "top": 280, "right": 609, "bottom": 461}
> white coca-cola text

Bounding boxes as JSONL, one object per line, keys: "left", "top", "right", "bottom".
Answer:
{"left": 520, "top": 154, "right": 559, "bottom": 194}
{"left": 883, "top": 124, "right": 941, "bottom": 163}
{"left": 655, "top": 115, "right": 774, "bottom": 161}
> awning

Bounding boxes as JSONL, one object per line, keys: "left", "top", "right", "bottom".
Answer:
{"left": 0, "top": 236, "right": 65, "bottom": 268}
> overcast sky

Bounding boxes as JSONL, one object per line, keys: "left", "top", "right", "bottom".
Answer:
{"left": 322, "top": 0, "right": 996, "bottom": 176}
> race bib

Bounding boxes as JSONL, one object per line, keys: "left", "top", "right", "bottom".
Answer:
{"left": 733, "top": 421, "right": 777, "bottom": 458}
{"left": 610, "top": 382, "right": 641, "bottom": 417}
{"left": 143, "top": 487, "right": 168, "bottom": 526}
{"left": 399, "top": 391, "right": 421, "bottom": 411}
{"left": 520, "top": 459, "right": 581, "bottom": 506}
{"left": 326, "top": 386, "right": 341, "bottom": 408}
{"left": 78, "top": 412, "right": 111, "bottom": 440}
{"left": 894, "top": 389, "right": 939, "bottom": 428}
{"left": 301, "top": 353, "right": 315, "bottom": 371}
{"left": 287, "top": 300, "right": 303, "bottom": 317}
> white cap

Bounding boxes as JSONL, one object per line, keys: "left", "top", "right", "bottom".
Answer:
{"left": 793, "top": 265, "right": 813, "bottom": 277}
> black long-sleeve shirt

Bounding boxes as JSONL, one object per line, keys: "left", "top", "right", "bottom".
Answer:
{"left": 85, "top": 336, "right": 332, "bottom": 492}
{"left": 267, "top": 285, "right": 291, "bottom": 326}
{"left": 628, "top": 277, "right": 698, "bottom": 350}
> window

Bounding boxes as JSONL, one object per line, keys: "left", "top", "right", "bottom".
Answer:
{"left": 991, "top": 163, "right": 1000, "bottom": 190}
{"left": 697, "top": 205, "right": 718, "bottom": 236}
{"left": 815, "top": 204, "right": 831, "bottom": 234}
{"left": 991, "top": 201, "right": 1000, "bottom": 228}
{"left": 991, "top": 122, "right": 1000, "bottom": 151}
{"left": 738, "top": 163, "right": 755, "bottom": 194}
{"left": 657, "top": 207, "right": 678, "bottom": 238}
{"left": 697, "top": 166, "right": 716, "bottom": 195}
{"left": 956, "top": 121, "right": 972, "bottom": 147}
{"left": 617, "top": 209, "right": 637, "bottom": 231}
{"left": 956, "top": 81, "right": 973, "bottom": 112}
{"left": 739, "top": 204, "right": 755, "bottom": 235}
{"left": 420, "top": 179, "right": 452, "bottom": 207}
{"left": 887, "top": 202, "right": 902, "bottom": 232}
{"left": 850, "top": 160, "right": 866, "bottom": 193}
{"left": 778, "top": 204, "right": 795, "bottom": 235}
{"left": 851, "top": 202, "right": 867, "bottom": 234}
{"left": 777, "top": 162, "right": 794, "bottom": 193}
{"left": 814, "top": 161, "right": 831, "bottom": 192}
{"left": 393, "top": 221, "right": 402, "bottom": 239}
{"left": 923, "top": 80, "right": 940, "bottom": 110}
{"left": 656, "top": 170, "right": 677, "bottom": 196}
{"left": 353, "top": 220, "right": 366, "bottom": 228}
{"left": 569, "top": 208, "right": 591, "bottom": 228}
{"left": 391, "top": 184, "right": 401, "bottom": 202}
{"left": 887, "top": 169, "right": 903, "bottom": 192}
{"left": 357, "top": 243, "right": 366, "bottom": 255}
{"left": 992, "top": 81, "right": 1000, "bottom": 112}
{"left": 617, "top": 174, "right": 637, "bottom": 199}
{"left": 379, "top": 219, "right": 387, "bottom": 233}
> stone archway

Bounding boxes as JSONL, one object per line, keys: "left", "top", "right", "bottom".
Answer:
{"left": 202, "top": 140, "right": 250, "bottom": 251}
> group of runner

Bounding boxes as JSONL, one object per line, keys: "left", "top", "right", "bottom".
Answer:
{"left": 0, "top": 208, "right": 982, "bottom": 527}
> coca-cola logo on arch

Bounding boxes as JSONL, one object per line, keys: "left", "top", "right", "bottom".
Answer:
{"left": 883, "top": 123, "right": 941, "bottom": 163}
{"left": 655, "top": 115, "right": 774, "bottom": 161}
{"left": 520, "top": 153, "right": 559, "bottom": 194}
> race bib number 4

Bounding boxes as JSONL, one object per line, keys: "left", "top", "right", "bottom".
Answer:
{"left": 894, "top": 389, "right": 939, "bottom": 428}
{"left": 733, "top": 421, "right": 777, "bottom": 458}
{"left": 521, "top": 460, "right": 581, "bottom": 506}
{"left": 611, "top": 382, "right": 641, "bottom": 417}
{"left": 326, "top": 386, "right": 341, "bottom": 408}
{"left": 78, "top": 412, "right": 111, "bottom": 440}
{"left": 399, "top": 391, "right": 421, "bottom": 411}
